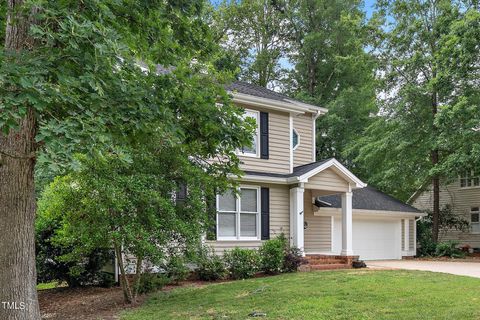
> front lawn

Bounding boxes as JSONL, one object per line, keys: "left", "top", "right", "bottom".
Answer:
{"left": 121, "top": 270, "right": 480, "bottom": 320}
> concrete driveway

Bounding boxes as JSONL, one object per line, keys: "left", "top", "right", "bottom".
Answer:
{"left": 367, "top": 260, "right": 480, "bottom": 278}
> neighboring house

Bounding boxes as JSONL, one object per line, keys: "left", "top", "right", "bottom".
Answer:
{"left": 410, "top": 173, "right": 480, "bottom": 250}
{"left": 206, "top": 81, "right": 425, "bottom": 261}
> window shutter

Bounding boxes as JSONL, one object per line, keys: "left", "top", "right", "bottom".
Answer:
{"left": 261, "top": 187, "right": 270, "bottom": 240}
{"left": 206, "top": 194, "right": 217, "bottom": 241}
{"left": 260, "top": 112, "right": 269, "bottom": 159}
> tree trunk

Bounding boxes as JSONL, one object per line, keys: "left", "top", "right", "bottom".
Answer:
{"left": 0, "top": 1, "right": 41, "bottom": 320}
{"left": 132, "top": 256, "right": 144, "bottom": 301}
{"left": 114, "top": 242, "right": 134, "bottom": 304}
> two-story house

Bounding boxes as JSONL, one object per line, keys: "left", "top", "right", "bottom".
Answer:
{"left": 206, "top": 82, "right": 425, "bottom": 262}
{"left": 410, "top": 173, "right": 480, "bottom": 250}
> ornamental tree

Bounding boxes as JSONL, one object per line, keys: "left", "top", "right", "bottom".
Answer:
{"left": 0, "top": 1, "right": 252, "bottom": 318}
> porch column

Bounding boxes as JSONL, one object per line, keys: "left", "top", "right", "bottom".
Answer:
{"left": 341, "top": 190, "right": 354, "bottom": 256}
{"left": 290, "top": 184, "right": 305, "bottom": 253}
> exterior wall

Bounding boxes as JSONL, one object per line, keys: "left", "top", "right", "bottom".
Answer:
{"left": 293, "top": 113, "right": 315, "bottom": 167}
{"left": 304, "top": 168, "right": 350, "bottom": 192}
{"left": 303, "top": 189, "right": 332, "bottom": 253}
{"left": 237, "top": 103, "right": 291, "bottom": 174}
{"left": 207, "top": 182, "right": 290, "bottom": 254}
{"left": 412, "top": 181, "right": 480, "bottom": 248}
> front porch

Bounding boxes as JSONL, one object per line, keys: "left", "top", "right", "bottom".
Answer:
{"left": 288, "top": 161, "right": 366, "bottom": 263}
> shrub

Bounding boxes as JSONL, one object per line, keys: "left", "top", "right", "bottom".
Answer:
{"left": 435, "top": 241, "right": 465, "bottom": 258}
{"left": 196, "top": 247, "right": 227, "bottom": 281}
{"left": 137, "top": 273, "right": 170, "bottom": 294}
{"left": 224, "top": 247, "right": 260, "bottom": 279}
{"left": 165, "top": 255, "right": 190, "bottom": 284}
{"left": 98, "top": 272, "right": 116, "bottom": 288}
{"left": 283, "top": 247, "right": 307, "bottom": 272}
{"left": 259, "top": 237, "right": 286, "bottom": 274}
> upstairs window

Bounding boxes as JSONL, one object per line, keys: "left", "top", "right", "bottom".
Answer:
{"left": 460, "top": 172, "right": 480, "bottom": 188}
{"left": 292, "top": 128, "right": 299, "bottom": 150}
{"left": 471, "top": 207, "right": 479, "bottom": 233}
{"left": 239, "top": 110, "right": 259, "bottom": 157}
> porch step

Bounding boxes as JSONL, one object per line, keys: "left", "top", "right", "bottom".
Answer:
{"left": 305, "top": 255, "right": 349, "bottom": 265}
{"left": 310, "top": 263, "right": 351, "bottom": 270}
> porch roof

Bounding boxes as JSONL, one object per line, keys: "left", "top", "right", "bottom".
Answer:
{"left": 242, "top": 158, "right": 366, "bottom": 189}
{"left": 316, "top": 186, "right": 421, "bottom": 213}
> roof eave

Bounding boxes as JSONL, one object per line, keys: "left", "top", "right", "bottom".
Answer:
{"left": 231, "top": 92, "right": 328, "bottom": 115}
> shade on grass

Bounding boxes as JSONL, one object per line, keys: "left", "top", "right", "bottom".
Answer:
{"left": 121, "top": 270, "right": 480, "bottom": 320}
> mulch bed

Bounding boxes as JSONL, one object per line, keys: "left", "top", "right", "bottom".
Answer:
{"left": 38, "top": 279, "right": 233, "bottom": 320}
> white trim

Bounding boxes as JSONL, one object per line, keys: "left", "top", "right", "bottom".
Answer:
{"left": 216, "top": 185, "right": 261, "bottom": 241}
{"left": 312, "top": 112, "right": 321, "bottom": 162}
{"left": 292, "top": 128, "right": 300, "bottom": 151}
{"left": 289, "top": 115, "right": 293, "bottom": 173}
{"left": 231, "top": 92, "right": 328, "bottom": 115}
{"left": 298, "top": 158, "right": 367, "bottom": 189}
{"left": 314, "top": 208, "right": 427, "bottom": 218}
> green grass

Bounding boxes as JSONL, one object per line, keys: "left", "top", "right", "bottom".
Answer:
{"left": 121, "top": 270, "right": 480, "bottom": 320}
{"left": 36, "top": 281, "right": 66, "bottom": 290}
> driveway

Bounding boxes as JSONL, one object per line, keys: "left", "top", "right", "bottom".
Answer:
{"left": 367, "top": 260, "right": 480, "bottom": 278}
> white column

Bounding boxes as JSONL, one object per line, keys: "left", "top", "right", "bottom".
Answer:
{"left": 341, "top": 191, "right": 354, "bottom": 256}
{"left": 290, "top": 185, "right": 305, "bottom": 253}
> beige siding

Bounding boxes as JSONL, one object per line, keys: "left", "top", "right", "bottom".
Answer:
{"left": 293, "top": 113, "right": 314, "bottom": 167}
{"left": 207, "top": 183, "right": 290, "bottom": 254}
{"left": 304, "top": 189, "right": 332, "bottom": 252}
{"left": 413, "top": 181, "right": 480, "bottom": 247}
{"left": 237, "top": 104, "right": 291, "bottom": 174}
{"left": 401, "top": 219, "right": 405, "bottom": 250}
{"left": 304, "top": 168, "right": 349, "bottom": 192}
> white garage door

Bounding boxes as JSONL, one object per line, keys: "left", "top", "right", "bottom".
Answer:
{"left": 352, "top": 218, "right": 401, "bottom": 260}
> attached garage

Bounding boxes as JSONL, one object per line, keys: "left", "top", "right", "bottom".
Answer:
{"left": 307, "top": 186, "right": 425, "bottom": 260}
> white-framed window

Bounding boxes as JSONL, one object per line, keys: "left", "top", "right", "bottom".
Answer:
{"left": 217, "top": 186, "right": 260, "bottom": 240}
{"left": 471, "top": 207, "right": 480, "bottom": 233}
{"left": 238, "top": 109, "right": 260, "bottom": 157}
{"left": 460, "top": 172, "right": 480, "bottom": 188}
{"left": 292, "top": 128, "right": 300, "bottom": 150}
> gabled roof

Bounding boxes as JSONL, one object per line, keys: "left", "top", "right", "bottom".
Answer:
{"left": 243, "top": 158, "right": 366, "bottom": 189}
{"left": 228, "top": 81, "right": 328, "bottom": 115}
{"left": 317, "top": 186, "right": 421, "bottom": 213}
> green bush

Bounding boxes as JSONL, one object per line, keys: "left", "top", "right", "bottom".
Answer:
{"left": 195, "top": 246, "right": 227, "bottom": 281}
{"left": 435, "top": 241, "right": 465, "bottom": 258}
{"left": 283, "top": 247, "right": 307, "bottom": 272}
{"left": 98, "top": 272, "right": 116, "bottom": 288}
{"left": 259, "top": 237, "right": 286, "bottom": 274}
{"left": 165, "top": 255, "right": 190, "bottom": 284}
{"left": 137, "top": 273, "right": 170, "bottom": 294}
{"left": 224, "top": 247, "right": 260, "bottom": 279}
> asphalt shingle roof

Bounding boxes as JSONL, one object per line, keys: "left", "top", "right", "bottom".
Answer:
{"left": 318, "top": 186, "right": 421, "bottom": 213}
{"left": 226, "top": 81, "right": 318, "bottom": 107}
{"left": 244, "top": 160, "right": 420, "bottom": 214}
{"left": 243, "top": 159, "right": 332, "bottom": 178}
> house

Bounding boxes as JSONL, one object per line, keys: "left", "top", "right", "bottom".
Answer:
{"left": 410, "top": 173, "right": 480, "bottom": 250}
{"left": 206, "top": 81, "right": 425, "bottom": 261}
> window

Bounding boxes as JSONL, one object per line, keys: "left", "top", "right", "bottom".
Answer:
{"left": 239, "top": 110, "right": 259, "bottom": 157}
{"left": 471, "top": 207, "right": 480, "bottom": 233}
{"left": 460, "top": 172, "right": 480, "bottom": 188}
{"left": 292, "top": 128, "right": 299, "bottom": 150}
{"left": 217, "top": 187, "right": 260, "bottom": 240}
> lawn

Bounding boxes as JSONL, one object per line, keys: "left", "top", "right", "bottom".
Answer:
{"left": 121, "top": 270, "right": 480, "bottom": 320}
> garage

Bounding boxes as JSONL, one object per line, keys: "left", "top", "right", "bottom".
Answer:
{"left": 352, "top": 218, "right": 401, "bottom": 260}
{"left": 318, "top": 186, "right": 424, "bottom": 260}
